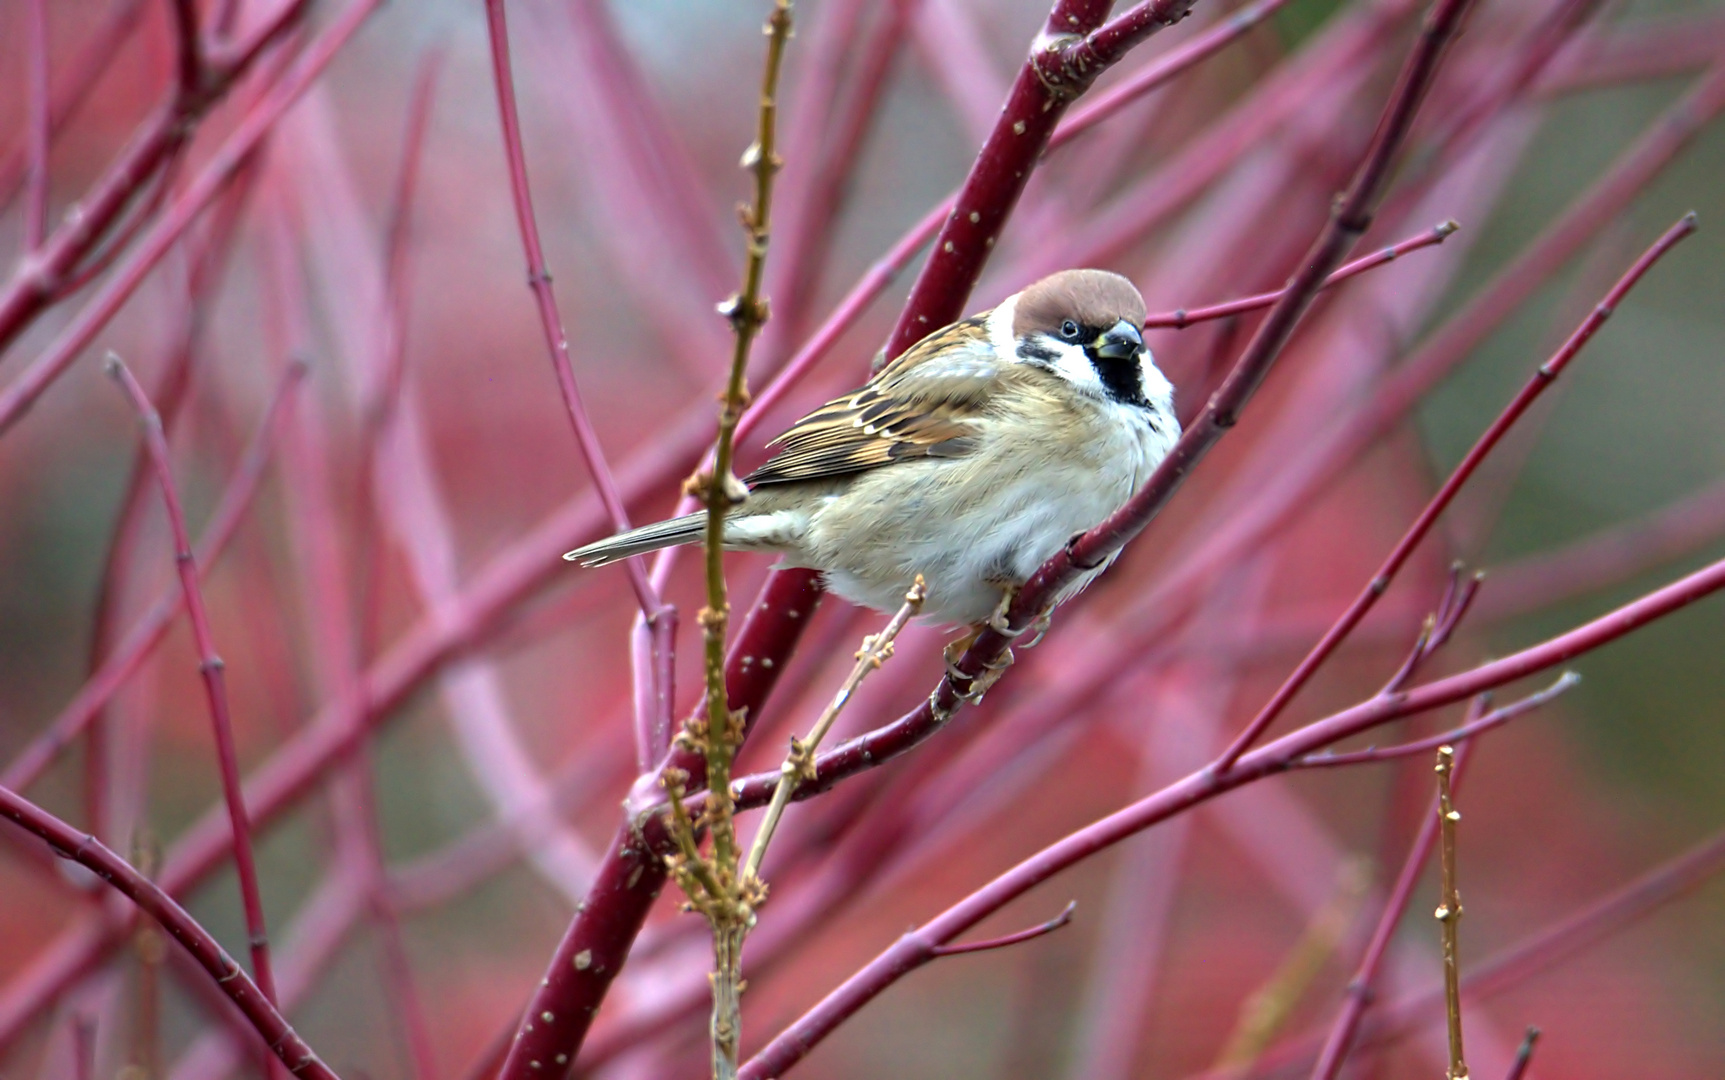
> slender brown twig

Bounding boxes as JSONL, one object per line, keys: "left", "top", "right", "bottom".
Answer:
{"left": 1435, "top": 746, "right": 1469, "bottom": 1079}
{"left": 742, "top": 577, "right": 925, "bottom": 882}
{"left": 1428, "top": 745, "right": 1468, "bottom": 1079}
{"left": 1309, "top": 737, "right": 1477, "bottom": 1080}
{"left": 659, "top": 9, "right": 796, "bottom": 1076}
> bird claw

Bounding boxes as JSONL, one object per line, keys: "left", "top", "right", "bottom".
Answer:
{"left": 983, "top": 589, "right": 1049, "bottom": 646}
{"left": 985, "top": 590, "right": 1019, "bottom": 636}
{"left": 944, "top": 636, "right": 1014, "bottom": 705}
{"left": 1017, "top": 613, "right": 1052, "bottom": 649}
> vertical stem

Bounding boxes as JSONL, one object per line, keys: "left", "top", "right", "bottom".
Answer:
{"left": 104, "top": 355, "right": 278, "bottom": 1003}
{"left": 130, "top": 831, "right": 165, "bottom": 1080}
{"left": 23, "top": 0, "right": 51, "bottom": 251}
{"left": 680, "top": 5, "right": 795, "bottom": 1078}
{"left": 1435, "top": 745, "right": 1469, "bottom": 1079}
{"left": 481, "top": 0, "right": 661, "bottom": 619}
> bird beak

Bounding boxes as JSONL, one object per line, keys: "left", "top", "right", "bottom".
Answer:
{"left": 1094, "top": 320, "right": 1144, "bottom": 361}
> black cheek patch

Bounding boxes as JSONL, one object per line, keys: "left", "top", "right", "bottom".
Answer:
{"left": 1016, "top": 339, "right": 1060, "bottom": 365}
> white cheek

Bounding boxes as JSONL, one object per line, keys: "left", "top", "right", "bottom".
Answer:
{"left": 1048, "top": 340, "right": 1105, "bottom": 396}
{"left": 1140, "top": 350, "right": 1175, "bottom": 411}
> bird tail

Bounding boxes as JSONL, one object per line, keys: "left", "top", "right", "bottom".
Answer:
{"left": 564, "top": 513, "right": 708, "bottom": 567}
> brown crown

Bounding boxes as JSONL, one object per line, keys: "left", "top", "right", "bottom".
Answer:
{"left": 1010, "top": 269, "right": 1147, "bottom": 340}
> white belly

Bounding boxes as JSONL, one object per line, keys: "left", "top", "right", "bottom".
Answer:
{"left": 795, "top": 404, "right": 1172, "bottom": 626}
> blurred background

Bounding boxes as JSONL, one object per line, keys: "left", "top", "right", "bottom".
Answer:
{"left": 1, "top": 0, "right": 1723, "bottom": 1078}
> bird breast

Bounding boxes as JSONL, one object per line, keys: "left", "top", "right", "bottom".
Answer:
{"left": 797, "top": 392, "right": 1172, "bottom": 626}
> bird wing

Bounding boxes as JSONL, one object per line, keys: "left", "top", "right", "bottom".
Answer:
{"left": 745, "top": 316, "right": 998, "bottom": 487}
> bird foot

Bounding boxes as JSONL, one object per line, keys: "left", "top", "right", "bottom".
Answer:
{"left": 984, "top": 588, "right": 1050, "bottom": 647}
{"left": 944, "top": 629, "right": 1014, "bottom": 705}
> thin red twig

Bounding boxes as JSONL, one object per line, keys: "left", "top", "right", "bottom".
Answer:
{"left": 1145, "top": 220, "right": 1458, "bottom": 329}
{"left": 927, "top": 901, "right": 1077, "bottom": 957}
{"left": 0, "top": 0, "right": 148, "bottom": 212}
{"left": 0, "top": 0, "right": 381, "bottom": 435}
{"left": 1293, "top": 673, "right": 1578, "bottom": 769}
{"left": 104, "top": 356, "right": 279, "bottom": 1004}
{"left": 1213, "top": 213, "right": 1696, "bottom": 772}
{"left": 481, "top": 0, "right": 661, "bottom": 619}
{"left": 82, "top": 159, "right": 261, "bottom": 845}
{"left": 1, "top": 360, "right": 306, "bottom": 795}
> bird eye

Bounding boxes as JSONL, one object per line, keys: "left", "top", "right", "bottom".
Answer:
{"left": 1060, "top": 320, "right": 1080, "bottom": 339}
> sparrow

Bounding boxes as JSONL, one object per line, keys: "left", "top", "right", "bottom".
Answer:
{"left": 566, "top": 268, "right": 1179, "bottom": 638}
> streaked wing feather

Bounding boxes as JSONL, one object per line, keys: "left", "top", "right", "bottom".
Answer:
{"left": 746, "top": 316, "right": 996, "bottom": 486}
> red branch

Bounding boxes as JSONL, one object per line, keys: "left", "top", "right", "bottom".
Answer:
{"left": 927, "top": 901, "right": 1077, "bottom": 957}
{"left": 1, "top": 361, "right": 306, "bottom": 795}
{"left": 482, "top": 0, "right": 661, "bottom": 619}
{"left": 0, "top": 0, "right": 380, "bottom": 436}
{"left": 104, "top": 357, "right": 279, "bottom": 1004}
{"left": 736, "top": 547, "right": 1725, "bottom": 1077}
{"left": 0, "top": 0, "right": 310, "bottom": 357}
{"left": 1144, "top": 220, "right": 1458, "bottom": 329}
{"left": 0, "top": 786, "right": 336, "bottom": 1080}
{"left": 1292, "top": 674, "right": 1577, "bottom": 769}
{"left": 1214, "top": 212, "right": 1696, "bottom": 771}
